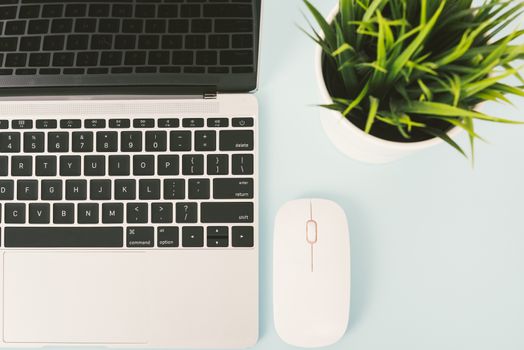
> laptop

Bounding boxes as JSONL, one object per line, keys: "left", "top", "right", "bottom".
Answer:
{"left": 0, "top": 1, "right": 260, "bottom": 348}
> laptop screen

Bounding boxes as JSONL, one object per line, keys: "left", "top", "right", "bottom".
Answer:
{"left": 0, "top": 0, "right": 261, "bottom": 94}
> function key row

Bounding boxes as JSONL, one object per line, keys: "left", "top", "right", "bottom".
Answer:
{"left": 0, "top": 117, "right": 254, "bottom": 130}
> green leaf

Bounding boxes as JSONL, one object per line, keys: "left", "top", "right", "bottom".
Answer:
{"left": 303, "top": 0, "right": 337, "bottom": 48}
{"left": 365, "top": 96, "right": 379, "bottom": 133}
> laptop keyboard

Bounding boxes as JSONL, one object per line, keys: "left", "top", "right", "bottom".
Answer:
{"left": 0, "top": 0, "right": 255, "bottom": 76}
{"left": 0, "top": 116, "right": 255, "bottom": 249}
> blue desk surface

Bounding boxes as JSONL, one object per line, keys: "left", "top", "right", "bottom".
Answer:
{"left": 255, "top": 0, "right": 524, "bottom": 349}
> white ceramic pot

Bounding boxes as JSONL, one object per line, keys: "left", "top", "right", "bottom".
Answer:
{"left": 317, "top": 6, "right": 461, "bottom": 164}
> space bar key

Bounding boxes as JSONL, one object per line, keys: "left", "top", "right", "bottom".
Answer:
{"left": 4, "top": 227, "right": 124, "bottom": 248}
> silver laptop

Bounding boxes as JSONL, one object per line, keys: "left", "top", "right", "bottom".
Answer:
{"left": 0, "top": 1, "right": 260, "bottom": 348}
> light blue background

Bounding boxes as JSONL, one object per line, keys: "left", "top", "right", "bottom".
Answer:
{"left": 256, "top": 0, "right": 524, "bottom": 349}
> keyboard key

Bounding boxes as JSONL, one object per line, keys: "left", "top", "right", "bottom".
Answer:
{"left": 109, "top": 155, "right": 130, "bottom": 176}
{"left": 5, "top": 203, "right": 26, "bottom": 224}
{"left": 59, "top": 156, "right": 81, "bottom": 176}
{"left": 151, "top": 202, "right": 173, "bottom": 223}
{"left": 127, "top": 227, "right": 154, "bottom": 248}
{"left": 0, "top": 132, "right": 20, "bottom": 153}
{"left": 66, "top": 4, "right": 86, "bottom": 17}
{"left": 157, "top": 227, "right": 179, "bottom": 247}
{"left": 232, "top": 154, "right": 254, "bottom": 175}
{"left": 53, "top": 203, "right": 74, "bottom": 224}
{"left": 77, "top": 203, "right": 99, "bottom": 224}
{"left": 72, "top": 132, "right": 94, "bottom": 152}
{"left": 41, "top": 180, "right": 62, "bottom": 201}
{"left": 66, "top": 180, "right": 87, "bottom": 200}
{"left": 0, "top": 156, "right": 7, "bottom": 176}
{"left": 90, "top": 179, "right": 111, "bottom": 200}
{"left": 163, "top": 179, "right": 185, "bottom": 200}
{"left": 102, "top": 203, "right": 124, "bottom": 224}
{"left": 0, "top": 6, "right": 17, "bottom": 20}
{"left": 36, "top": 156, "right": 57, "bottom": 176}
{"left": 0, "top": 180, "right": 14, "bottom": 200}
{"left": 24, "top": 132, "right": 44, "bottom": 153}
{"left": 213, "top": 178, "right": 253, "bottom": 199}
{"left": 219, "top": 130, "right": 254, "bottom": 151}
{"left": 113, "top": 4, "right": 132, "bottom": 18}
{"left": 85, "top": 119, "right": 106, "bottom": 129}
{"left": 121, "top": 131, "right": 142, "bottom": 152}
{"left": 207, "top": 226, "right": 228, "bottom": 247}
{"left": 84, "top": 156, "right": 105, "bottom": 176}
{"left": 0, "top": 121, "right": 8, "bottom": 129}
{"left": 109, "top": 119, "right": 130, "bottom": 128}
{"left": 232, "top": 226, "right": 254, "bottom": 247}
{"left": 127, "top": 203, "right": 148, "bottom": 224}
{"left": 60, "top": 119, "right": 81, "bottom": 129}
{"left": 97, "top": 132, "right": 118, "bottom": 152}
{"left": 145, "top": 131, "right": 167, "bottom": 152}
{"left": 182, "top": 118, "right": 204, "bottom": 128}
{"left": 182, "top": 155, "right": 204, "bottom": 175}
{"left": 188, "top": 179, "right": 210, "bottom": 199}
{"left": 0, "top": 37, "right": 18, "bottom": 52}
{"left": 158, "top": 118, "right": 179, "bottom": 128}
{"left": 29, "top": 203, "right": 51, "bottom": 224}
{"left": 17, "top": 180, "right": 38, "bottom": 200}
{"left": 207, "top": 155, "right": 228, "bottom": 175}
{"left": 207, "top": 118, "right": 229, "bottom": 128}
{"left": 216, "top": 19, "right": 253, "bottom": 33}
{"left": 220, "top": 50, "right": 254, "bottom": 65}
{"left": 201, "top": 202, "right": 254, "bottom": 223}
{"left": 158, "top": 155, "right": 179, "bottom": 175}
{"left": 232, "top": 117, "right": 254, "bottom": 127}
{"left": 134, "top": 155, "right": 154, "bottom": 176}
{"left": 194, "top": 131, "right": 216, "bottom": 151}
{"left": 36, "top": 120, "right": 57, "bottom": 129}
{"left": 43, "top": 35, "right": 65, "bottom": 51}
{"left": 182, "top": 226, "right": 204, "bottom": 247}
{"left": 12, "top": 120, "right": 33, "bottom": 129}
{"left": 4, "top": 227, "right": 123, "bottom": 248}
{"left": 53, "top": 52, "right": 74, "bottom": 67}
{"left": 139, "top": 179, "right": 160, "bottom": 199}
{"left": 133, "top": 119, "right": 154, "bottom": 128}
{"left": 204, "top": 4, "right": 252, "bottom": 18}
{"left": 115, "top": 179, "right": 136, "bottom": 200}
{"left": 11, "top": 156, "right": 32, "bottom": 176}
{"left": 170, "top": 131, "right": 191, "bottom": 151}
{"left": 48, "top": 132, "right": 69, "bottom": 152}
{"left": 175, "top": 202, "right": 197, "bottom": 223}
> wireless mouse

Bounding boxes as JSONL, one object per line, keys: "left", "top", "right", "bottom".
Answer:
{"left": 273, "top": 198, "right": 350, "bottom": 348}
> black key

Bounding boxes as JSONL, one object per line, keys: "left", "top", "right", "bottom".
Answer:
{"left": 127, "top": 227, "right": 154, "bottom": 248}
{"left": 96, "top": 132, "right": 118, "bottom": 152}
{"left": 148, "top": 51, "right": 169, "bottom": 65}
{"left": 42, "top": 4, "right": 63, "bottom": 17}
{"left": 85, "top": 119, "right": 106, "bottom": 129}
{"left": 181, "top": 4, "right": 200, "bottom": 18}
{"left": 219, "top": 130, "right": 254, "bottom": 151}
{"left": 124, "top": 51, "right": 146, "bottom": 65}
{"left": 60, "top": 156, "right": 81, "bottom": 176}
{"left": 136, "top": 4, "right": 155, "bottom": 18}
{"left": 232, "top": 34, "right": 254, "bottom": 49}
{"left": 168, "top": 19, "right": 188, "bottom": 33}
{"left": 232, "top": 154, "right": 254, "bottom": 175}
{"left": 138, "top": 35, "right": 159, "bottom": 50}
{"left": 28, "top": 19, "right": 49, "bottom": 35}
{"left": 196, "top": 51, "right": 217, "bottom": 65}
{"left": 145, "top": 131, "right": 167, "bottom": 152}
{"left": 158, "top": 4, "right": 178, "bottom": 18}
{"left": 232, "top": 226, "right": 254, "bottom": 247}
{"left": 51, "top": 18, "right": 72, "bottom": 33}
{"left": 29, "top": 52, "right": 50, "bottom": 66}
{"left": 134, "top": 155, "right": 155, "bottom": 176}
{"left": 172, "top": 51, "right": 193, "bottom": 65}
{"left": 145, "top": 19, "right": 165, "bottom": 33}
{"left": 139, "top": 179, "right": 160, "bottom": 200}
{"left": 90, "top": 4, "right": 110, "bottom": 17}
{"left": 0, "top": 121, "right": 8, "bottom": 129}
{"left": 133, "top": 119, "right": 154, "bottom": 128}
{"left": 17, "top": 180, "right": 38, "bottom": 200}
{"left": 163, "top": 179, "right": 185, "bottom": 200}
{"left": 182, "top": 118, "right": 204, "bottom": 128}
{"left": 41, "top": 180, "right": 62, "bottom": 200}
{"left": 101, "top": 51, "right": 122, "bottom": 66}
{"left": 29, "top": 203, "right": 51, "bottom": 224}
{"left": 207, "top": 226, "right": 228, "bottom": 247}
{"left": 84, "top": 156, "right": 105, "bottom": 176}
{"left": 209, "top": 35, "right": 229, "bottom": 50}
{"left": 5, "top": 227, "right": 123, "bottom": 248}
{"left": 194, "top": 131, "right": 216, "bottom": 151}
{"left": 102, "top": 203, "right": 124, "bottom": 224}
{"left": 157, "top": 227, "right": 179, "bottom": 248}
{"left": 48, "top": 132, "right": 69, "bottom": 152}
{"left": 170, "top": 131, "right": 191, "bottom": 151}
{"left": 0, "top": 132, "right": 20, "bottom": 153}
{"left": 188, "top": 179, "right": 210, "bottom": 199}
{"left": 182, "top": 155, "right": 204, "bottom": 175}
{"left": 203, "top": 4, "right": 252, "bottom": 18}
{"left": 220, "top": 50, "right": 253, "bottom": 65}
{"left": 77, "top": 203, "right": 99, "bottom": 224}
{"left": 213, "top": 178, "right": 253, "bottom": 199}
{"left": 0, "top": 156, "right": 7, "bottom": 176}
{"left": 109, "top": 119, "right": 130, "bottom": 129}
{"left": 5, "top": 203, "right": 26, "bottom": 224}
{"left": 66, "top": 4, "right": 86, "bottom": 17}
{"left": 72, "top": 132, "right": 93, "bottom": 152}
{"left": 43, "top": 35, "right": 65, "bottom": 51}
{"left": 0, "top": 6, "right": 17, "bottom": 20}
{"left": 35, "top": 156, "right": 57, "bottom": 176}
{"left": 175, "top": 202, "right": 197, "bottom": 223}
{"left": 60, "top": 119, "right": 81, "bottom": 129}
{"left": 20, "top": 36, "right": 42, "bottom": 51}
{"left": 232, "top": 117, "right": 254, "bottom": 127}
{"left": 126, "top": 203, "right": 148, "bottom": 224}
{"left": 0, "top": 69, "right": 12, "bottom": 76}
{"left": 16, "top": 68, "right": 37, "bottom": 76}
{"left": 53, "top": 203, "right": 74, "bottom": 224}
{"left": 52, "top": 52, "right": 74, "bottom": 67}
{"left": 207, "top": 155, "right": 228, "bottom": 175}
{"left": 161, "top": 35, "right": 182, "bottom": 49}
{"left": 216, "top": 19, "right": 253, "bottom": 33}
{"left": 90, "top": 179, "right": 111, "bottom": 200}
{"left": 5, "top": 53, "right": 27, "bottom": 67}
{"left": 201, "top": 202, "right": 254, "bottom": 223}
{"left": 115, "top": 35, "right": 136, "bottom": 49}
{"left": 192, "top": 19, "right": 212, "bottom": 33}
{"left": 66, "top": 180, "right": 87, "bottom": 200}
{"left": 0, "top": 37, "right": 18, "bottom": 52}
{"left": 185, "top": 35, "right": 205, "bottom": 49}
{"left": 36, "top": 120, "right": 56, "bottom": 129}
{"left": 122, "top": 19, "right": 142, "bottom": 33}
{"left": 76, "top": 52, "right": 98, "bottom": 67}
{"left": 158, "top": 118, "right": 179, "bottom": 128}
{"left": 158, "top": 155, "right": 179, "bottom": 175}
{"left": 113, "top": 4, "right": 132, "bottom": 17}
{"left": 121, "top": 131, "right": 142, "bottom": 152}
{"left": 75, "top": 18, "right": 96, "bottom": 33}
{"left": 109, "top": 155, "right": 130, "bottom": 176}
{"left": 5, "top": 20, "right": 26, "bottom": 35}
{"left": 24, "top": 132, "right": 44, "bottom": 153}
{"left": 151, "top": 202, "right": 173, "bottom": 223}
{"left": 0, "top": 180, "right": 14, "bottom": 200}
{"left": 182, "top": 226, "right": 204, "bottom": 247}
{"left": 115, "top": 179, "right": 136, "bottom": 200}
{"left": 11, "top": 156, "right": 32, "bottom": 176}
{"left": 91, "top": 34, "right": 113, "bottom": 49}
{"left": 207, "top": 118, "right": 229, "bottom": 128}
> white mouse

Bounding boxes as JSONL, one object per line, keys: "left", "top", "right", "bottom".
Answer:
{"left": 273, "top": 198, "right": 350, "bottom": 348}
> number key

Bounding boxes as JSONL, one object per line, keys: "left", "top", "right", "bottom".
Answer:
{"left": 121, "top": 131, "right": 142, "bottom": 152}
{"left": 145, "top": 131, "right": 167, "bottom": 152}
{"left": 72, "top": 132, "right": 93, "bottom": 152}
{"left": 23, "top": 132, "right": 44, "bottom": 153}
{"left": 96, "top": 131, "right": 118, "bottom": 152}
{"left": 48, "top": 132, "right": 69, "bottom": 152}
{"left": 0, "top": 132, "right": 21, "bottom": 153}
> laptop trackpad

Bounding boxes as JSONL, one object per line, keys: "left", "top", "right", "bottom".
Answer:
{"left": 3, "top": 252, "right": 149, "bottom": 344}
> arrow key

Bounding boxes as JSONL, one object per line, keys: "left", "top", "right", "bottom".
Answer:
{"left": 232, "top": 226, "right": 254, "bottom": 247}
{"left": 207, "top": 226, "right": 228, "bottom": 247}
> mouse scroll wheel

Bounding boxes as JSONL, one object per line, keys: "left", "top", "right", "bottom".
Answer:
{"left": 306, "top": 220, "right": 318, "bottom": 244}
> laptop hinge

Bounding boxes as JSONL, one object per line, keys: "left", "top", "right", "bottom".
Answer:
{"left": 203, "top": 91, "right": 218, "bottom": 100}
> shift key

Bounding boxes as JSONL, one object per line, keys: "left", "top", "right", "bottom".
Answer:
{"left": 201, "top": 202, "right": 254, "bottom": 223}
{"left": 219, "top": 130, "right": 253, "bottom": 151}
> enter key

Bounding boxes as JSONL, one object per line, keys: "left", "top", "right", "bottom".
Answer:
{"left": 213, "top": 178, "right": 254, "bottom": 199}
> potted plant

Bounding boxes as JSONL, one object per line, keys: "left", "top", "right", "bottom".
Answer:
{"left": 304, "top": 0, "right": 524, "bottom": 163}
